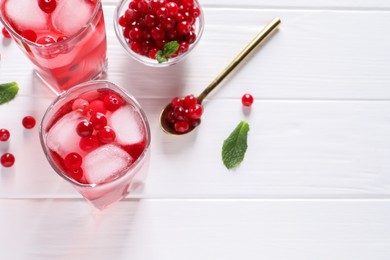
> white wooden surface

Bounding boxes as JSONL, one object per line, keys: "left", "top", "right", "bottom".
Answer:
{"left": 1, "top": 0, "right": 390, "bottom": 259}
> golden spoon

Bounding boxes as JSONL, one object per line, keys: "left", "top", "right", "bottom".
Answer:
{"left": 160, "top": 17, "right": 281, "bottom": 135}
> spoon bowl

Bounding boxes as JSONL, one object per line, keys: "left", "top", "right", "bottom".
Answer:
{"left": 160, "top": 17, "right": 281, "bottom": 135}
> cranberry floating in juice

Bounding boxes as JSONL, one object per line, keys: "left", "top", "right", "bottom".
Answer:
{"left": 40, "top": 81, "right": 151, "bottom": 210}
{"left": 0, "top": 0, "right": 107, "bottom": 93}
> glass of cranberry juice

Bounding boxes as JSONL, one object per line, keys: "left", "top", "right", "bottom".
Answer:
{"left": 40, "top": 81, "right": 151, "bottom": 210}
{"left": 0, "top": 0, "right": 107, "bottom": 94}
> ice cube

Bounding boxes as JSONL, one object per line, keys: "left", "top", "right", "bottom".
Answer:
{"left": 51, "top": 0, "right": 94, "bottom": 36}
{"left": 83, "top": 144, "right": 133, "bottom": 184}
{"left": 47, "top": 111, "right": 87, "bottom": 158}
{"left": 5, "top": 0, "right": 49, "bottom": 31}
{"left": 109, "top": 105, "right": 145, "bottom": 145}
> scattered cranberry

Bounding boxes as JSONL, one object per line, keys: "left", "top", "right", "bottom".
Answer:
{"left": 64, "top": 152, "right": 83, "bottom": 170}
{"left": 1, "top": 153, "right": 15, "bottom": 168}
{"left": 164, "top": 94, "right": 203, "bottom": 133}
{"left": 103, "top": 93, "right": 123, "bottom": 111}
{"left": 76, "top": 120, "right": 94, "bottom": 137}
{"left": 98, "top": 126, "right": 116, "bottom": 143}
{"left": 0, "top": 129, "right": 10, "bottom": 142}
{"left": 22, "top": 116, "right": 36, "bottom": 129}
{"left": 241, "top": 93, "right": 254, "bottom": 107}
{"left": 38, "top": 0, "right": 57, "bottom": 14}
{"left": 118, "top": 0, "right": 201, "bottom": 61}
{"left": 2, "top": 27, "right": 11, "bottom": 38}
{"left": 79, "top": 135, "right": 99, "bottom": 151}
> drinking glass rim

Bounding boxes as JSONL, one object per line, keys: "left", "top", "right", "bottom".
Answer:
{"left": 39, "top": 80, "right": 152, "bottom": 188}
{"left": 0, "top": 0, "right": 103, "bottom": 47}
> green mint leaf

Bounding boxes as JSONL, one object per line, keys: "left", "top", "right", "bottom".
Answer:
{"left": 155, "top": 41, "right": 179, "bottom": 63}
{"left": 156, "top": 50, "right": 168, "bottom": 63}
{"left": 0, "top": 82, "right": 19, "bottom": 105}
{"left": 222, "top": 121, "right": 250, "bottom": 169}
{"left": 162, "top": 41, "right": 179, "bottom": 57}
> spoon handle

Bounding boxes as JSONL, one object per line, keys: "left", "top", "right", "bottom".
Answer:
{"left": 197, "top": 17, "right": 281, "bottom": 104}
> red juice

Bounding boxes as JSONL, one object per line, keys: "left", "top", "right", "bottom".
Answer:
{"left": 40, "top": 81, "right": 151, "bottom": 210}
{"left": 0, "top": 0, "right": 107, "bottom": 93}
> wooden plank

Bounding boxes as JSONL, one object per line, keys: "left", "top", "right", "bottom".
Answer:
{"left": 1, "top": 198, "right": 389, "bottom": 259}
{"left": 2, "top": 98, "right": 390, "bottom": 198}
{"left": 102, "top": 0, "right": 390, "bottom": 9}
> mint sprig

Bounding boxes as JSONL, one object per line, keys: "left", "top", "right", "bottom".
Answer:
{"left": 156, "top": 41, "right": 179, "bottom": 63}
{"left": 222, "top": 121, "right": 250, "bottom": 169}
{"left": 0, "top": 82, "right": 19, "bottom": 105}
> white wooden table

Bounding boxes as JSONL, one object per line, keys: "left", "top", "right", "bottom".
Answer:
{"left": 1, "top": 0, "right": 390, "bottom": 259}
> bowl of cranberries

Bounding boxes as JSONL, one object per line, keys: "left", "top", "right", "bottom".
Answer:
{"left": 114, "top": 0, "right": 204, "bottom": 67}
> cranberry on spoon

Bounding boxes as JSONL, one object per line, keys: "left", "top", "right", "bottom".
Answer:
{"left": 160, "top": 17, "right": 281, "bottom": 135}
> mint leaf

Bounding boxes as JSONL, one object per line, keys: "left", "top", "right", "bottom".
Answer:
{"left": 156, "top": 41, "right": 179, "bottom": 63}
{"left": 0, "top": 82, "right": 19, "bottom": 105}
{"left": 156, "top": 50, "right": 168, "bottom": 63}
{"left": 162, "top": 41, "right": 179, "bottom": 57}
{"left": 222, "top": 121, "right": 250, "bottom": 169}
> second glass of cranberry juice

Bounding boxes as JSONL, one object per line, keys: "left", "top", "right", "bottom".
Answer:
{"left": 40, "top": 81, "right": 151, "bottom": 210}
{"left": 0, "top": 0, "right": 107, "bottom": 94}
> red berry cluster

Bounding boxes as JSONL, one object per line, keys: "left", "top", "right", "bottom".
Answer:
{"left": 60, "top": 92, "right": 123, "bottom": 182}
{"left": 0, "top": 116, "right": 36, "bottom": 168}
{"left": 165, "top": 94, "right": 203, "bottom": 133}
{"left": 72, "top": 93, "right": 123, "bottom": 151}
{"left": 118, "top": 0, "right": 201, "bottom": 60}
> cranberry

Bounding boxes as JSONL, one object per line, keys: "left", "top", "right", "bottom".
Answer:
{"left": 165, "top": 2, "right": 178, "bottom": 16}
{"left": 241, "top": 93, "right": 254, "bottom": 107}
{"left": 129, "top": 26, "right": 143, "bottom": 41}
{"left": 38, "top": 0, "right": 57, "bottom": 13}
{"left": 125, "top": 8, "right": 139, "bottom": 22}
{"left": 72, "top": 98, "right": 89, "bottom": 113}
{"left": 148, "top": 47, "right": 158, "bottom": 59}
{"left": 171, "top": 97, "right": 183, "bottom": 107}
{"left": 21, "top": 30, "right": 37, "bottom": 42}
{"left": 2, "top": 27, "right": 11, "bottom": 38}
{"left": 90, "top": 113, "right": 107, "bottom": 130}
{"left": 176, "top": 20, "right": 191, "bottom": 35}
{"left": 67, "top": 167, "right": 83, "bottom": 182}
{"left": 161, "top": 17, "right": 175, "bottom": 30}
{"left": 22, "top": 116, "right": 36, "bottom": 129}
{"left": 191, "top": 6, "right": 201, "bottom": 18}
{"left": 79, "top": 135, "right": 99, "bottom": 151}
{"left": 76, "top": 120, "right": 94, "bottom": 137}
{"left": 166, "top": 28, "right": 177, "bottom": 39}
{"left": 1, "top": 153, "right": 15, "bottom": 167}
{"left": 151, "top": 26, "right": 165, "bottom": 41}
{"left": 0, "top": 129, "right": 10, "bottom": 142}
{"left": 103, "top": 93, "right": 123, "bottom": 111}
{"left": 174, "top": 120, "right": 189, "bottom": 133}
{"left": 98, "top": 126, "right": 116, "bottom": 143}
{"left": 57, "top": 36, "right": 68, "bottom": 42}
{"left": 179, "top": 41, "right": 189, "bottom": 54}
{"left": 64, "top": 152, "right": 83, "bottom": 170}
{"left": 130, "top": 41, "right": 142, "bottom": 53}
{"left": 37, "top": 36, "right": 56, "bottom": 45}
{"left": 186, "top": 30, "right": 196, "bottom": 43}
{"left": 144, "top": 14, "right": 158, "bottom": 27}
{"left": 88, "top": 100, "right": 107, "bottom": 115}
{"left": 156, "top": 7, "right": 168, "bottom": 19}
{"left": 188, "top": 104, "right": 203, "bottom": 119}
{"left": 123, "top": 142, "right": 145, "bottom": 161}
{"left": 183, "top": 94, "right": 197, "bottom": 108}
